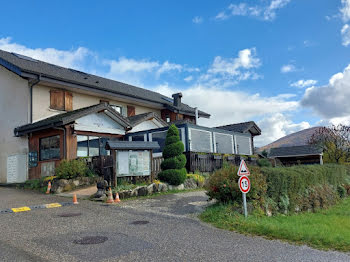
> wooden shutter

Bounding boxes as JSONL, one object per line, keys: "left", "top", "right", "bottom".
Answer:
{"left": 127, "top": 105, "right": 135, "bottom": 117}
{"left": 64, "top": 92, "right": 73, "bottom": 111}
{"left": 50, "top": 90, "right": 65, "bottom": 111}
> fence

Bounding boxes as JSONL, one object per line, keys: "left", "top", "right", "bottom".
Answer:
{"left": 152, "top": 156, "right": 163, "bottom": 178}
{"left": 185, "top": 152, "right": 258, "bottom": 173}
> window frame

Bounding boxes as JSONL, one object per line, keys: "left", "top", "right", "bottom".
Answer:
{"left": 39, "top": 135, "right": 61, "bottom": 161}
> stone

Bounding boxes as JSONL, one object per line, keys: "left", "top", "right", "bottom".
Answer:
{"left": 63, "top": 184, "right": 74, "bottom": 192}
{"left": 55, "top": 187, "right": 63, "bottom": 194}
{"left": 73, "top": 180, "right": 80, "bottom": 187}
{"left": 169, "top": 184, "right": 184, "bottom": 191}
{"left": 92, "top": 195, "right": 107, "bottom": 202}
{"left": 153, "top": 183, "right": 159, "bottom": 192}
{"left": 120, "top": 190, "right": 132, "bottom": 199}
{"left": 58, "top": 179, "right": 69, "bottom": 187}
{"left": 158, "top": 183, "right": 168, "bottom": 192}
{"left": 147, "top": 184, "right": 154, "bottom": 195}
{"left": 137, "top": 186, "right": 148, "bottom": 196}
{"left": 184, "top": 178, "right": 197, "bottom": 189}
{"left": 131, "top": 188, "right": 138, "bottom": 197}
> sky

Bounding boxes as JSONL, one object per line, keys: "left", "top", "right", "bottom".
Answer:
{"left": 1, "top": 0, "right": 350, "bottom": 146}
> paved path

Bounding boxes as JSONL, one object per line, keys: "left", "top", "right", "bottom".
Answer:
{"left": 0, "top": 187, "right": 349, "bottom": 262}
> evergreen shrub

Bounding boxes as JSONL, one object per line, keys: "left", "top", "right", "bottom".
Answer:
{"left": 158, "top": 124, "right": 187, "bottom": 185}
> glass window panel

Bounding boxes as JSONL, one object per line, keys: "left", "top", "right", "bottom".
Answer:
{"left": 39, "top": 135, "right": 60, "bottom": 161}
{"left": 89, "top": 136, "right": 100, "bottom": 157}
{"left": 77, "top": 135, "right": 88, "bottom": 157}
{"left": 99, "top": 138, "right": 110, "bottom": 156}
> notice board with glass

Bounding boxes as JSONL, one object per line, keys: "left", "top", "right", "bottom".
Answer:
{"left": 116, "top": 150, "right": 151, "bottom": 177}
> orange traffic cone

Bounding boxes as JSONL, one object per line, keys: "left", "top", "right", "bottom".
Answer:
{"left": 114, "top": 192, "right": 121, "bottom": 203}
{"left": 73, "top": 194, "right": 79, "bottom": 205}
{"left": 106, "top": 188, "right": 114, "bottom": 204}
{"left": 46, "top": 181, "right": 52, "bottom": 194}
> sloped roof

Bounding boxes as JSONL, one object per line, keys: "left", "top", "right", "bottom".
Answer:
{"left": 126, "top": 112, "right": 168, "bottom": 127}
{"left": 14, "top": 103, "right": 131, "bottom": 136}
{"left": 106, "top": 141, "right": 160, "bottom": 150}
{"left": 0, "top": 49, "right": 210, "bottom": 118}
{"left": 269, "top": 145, "right": 323, "bottom": 158}
{"left": 216, "top": 121, "right": 261, "bottom": 136}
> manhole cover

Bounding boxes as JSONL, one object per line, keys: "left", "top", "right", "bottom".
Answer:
{"left": 57, "top": 212, "right": 82, "bottom": 217}
{"left": 131, "top": 220, "right": 149, "bottom": 225}
{"left": 73, "top": 236, "right": 108, "bottom": 245}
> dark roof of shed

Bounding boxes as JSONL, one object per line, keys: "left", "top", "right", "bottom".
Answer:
{"left": 269, "top": 145, "right": 323, "bottom": 158}
{"left": 14, "top": 103, "right": 131, "bottom": 136}
{"left": 126, "top": 112, "right": 168, "bottom": 127}
{"left": 106, "top": 141, "right": 160, "bottom": 150}
{"left": 0, "top": 49, "right": 210, "bottom": 118}
{"left": 216, "top": 121, "right": 261, "bottom": 136}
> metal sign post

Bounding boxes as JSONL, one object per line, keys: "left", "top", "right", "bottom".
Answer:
{"left": 242, "top": 192, "right": 248, "bottom": 218}
{"left": 238, "top": 160, "right": 251, "bottom": 218}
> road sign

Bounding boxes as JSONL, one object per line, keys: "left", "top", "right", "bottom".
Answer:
{"left": 238, "top": 176, "right": 250, "bottom": 193}
{"left": 237, "top": 159, "right": 250, "bottom": 176}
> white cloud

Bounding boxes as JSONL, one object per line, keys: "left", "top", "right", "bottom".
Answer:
{"left": 255, "top": 113, "right": 310, "bottom": 146}
{"left": 301, "top": 64, "right": 350, "bottom": 119}
{"left": 192, "top": 16, "right": 203, "bottom": 24}
{"left": 341, "top": 24, "right": 350, "bottom": 46}
{"left": 106, "top": 57, "right": 159, "bottom": 74}
{"left": 215, "top": 0, "right": 290, "bottom": 21}
{"left": 0, "top": 37, "right": 91, "bottom": 70}
{"left": 184, "top": 76, "right": 193, "bottom": 82}
{"left": 290, "top": 79, "right": 317, "bottom": 88}
{"left": 281, "top": 64, "right": 296, "bottom": 73}
{"left": 206, "top": 48, "right": 261, "bottom": 81}
{"left": 341, "top": 0, "right": 350, "bottom": 22}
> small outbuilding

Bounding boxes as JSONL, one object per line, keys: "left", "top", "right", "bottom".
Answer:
{"left": 268, "top": 145, "right": 323, "bottom": 166}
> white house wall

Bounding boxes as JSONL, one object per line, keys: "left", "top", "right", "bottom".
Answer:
{"left": 32, "top": 85, "right": 162, "bottom": 122}
{"left": 129, "top": 119, "right": 165, "bottom": 133}
{"left": 74, "top": 113, "right": 125, "bottom": 135}
{"left": 0, "top": 66, "right": 29, "bottom": 183}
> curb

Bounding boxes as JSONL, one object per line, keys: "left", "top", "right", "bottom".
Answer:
{"left": 0, "top": 202, "right": 74, "bottom": 214}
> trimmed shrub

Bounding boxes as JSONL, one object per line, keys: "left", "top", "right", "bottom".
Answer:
{"left": 158, "top": 124, "right": 187, "bottom": 185}
{"left": 257, "top": 158, "right": 272, "bottom": 167}
{"left": 55, "top": 159, "right": 90, "bottom": 179}
{"left": 206, "top": 163, "right": 350, "bottom": 215}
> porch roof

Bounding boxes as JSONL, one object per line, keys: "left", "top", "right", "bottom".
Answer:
{"left": 14, "top": 103, "right": 132, "bottom": 136}
{"left": 106, "top": 141, "right": 160, "bottom": 150}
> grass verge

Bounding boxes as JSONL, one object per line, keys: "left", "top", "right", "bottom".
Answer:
{"left": 199, "top": 198, "right": 350, "bottom": 252}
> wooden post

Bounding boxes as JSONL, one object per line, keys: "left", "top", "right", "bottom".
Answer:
{"left": 112, "top": 150, "right": 117, "bottom": 188}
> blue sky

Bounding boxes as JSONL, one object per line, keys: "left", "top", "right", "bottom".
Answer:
{"left": 1, "top": 0, "right": 350, "bottom": 146}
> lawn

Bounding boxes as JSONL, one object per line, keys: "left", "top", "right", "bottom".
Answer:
{"left": 199, "top": 197, "right": 350, "bottom": 252}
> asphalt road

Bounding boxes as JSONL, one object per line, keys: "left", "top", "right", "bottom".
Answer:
{"left": 0, "top": 187, "right": 349, "bottom": 262}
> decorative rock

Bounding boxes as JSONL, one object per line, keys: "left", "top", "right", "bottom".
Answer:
{"left": 73, "top": 180, "right": 80, "bottom": 187}
{"left": 184, "top": 178, "right": 197, "bottom": 189}
{"left": 169, "top": 184, "right": 184, "bottom": 191}
{"left": 158, "top": 183, "right": 168, "bottom": 192}
{"left": 147, "top": 184, "right": 154, "bottom": 195}
{"left": 131, "top": 188, "right": 138, "bottom": 197}
{"left": 58, "top": 179, "right": 69, "bottom": 187}
{"left": 137, "top": 186, "right": 148, "bottom": 196}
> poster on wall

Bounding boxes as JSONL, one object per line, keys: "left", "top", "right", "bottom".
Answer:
{"left": 117, "top": 150, "right": 150, "bottom": 177}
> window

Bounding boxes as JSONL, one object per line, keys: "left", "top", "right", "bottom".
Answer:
{"left": 165, "top": 114, "right": 170, "bottom": 123}
{"left": 50, "top": 90, "right": 73, "bottom": 111}
{"left": 39, "top": 135, "right": 60, "bottom": 161}
{"left": 77, "top": 135, "right": 115, "bottom": 157}
{"left": 111, "top": 105, "right": 123, "bottom": 114}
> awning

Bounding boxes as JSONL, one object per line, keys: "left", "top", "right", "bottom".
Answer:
{"left": 106, "top": 141, "right": 160, "bottom": 150}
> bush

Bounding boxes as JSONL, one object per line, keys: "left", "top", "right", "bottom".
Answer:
{"left": 158, "top": 124, "right": 187, "bottom": 185}
{"left": 206, "top": 163, "right": 350, "bottom": 215}
{"left": 187, "top": 173, "right": 206, "bottom": 185}
{"left": 158, "top": 168, "right": 187, "bottom": 186}
{"left": 257, "top": 158, "right": 272, "bottom": 167}
{"left": 55, "top": 159, "right": 90, "bottom": 179}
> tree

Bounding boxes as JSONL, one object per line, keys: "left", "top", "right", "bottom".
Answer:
{"left": 308, "top": 124, "right": 350, "bottom": 163}
{"left": 158, "top": 124, "right": 187, "bottom": 185}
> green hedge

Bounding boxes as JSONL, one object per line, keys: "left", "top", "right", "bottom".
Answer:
{"left": 206, "top": 164, "right": 350, "bottom": 215}
{"left": 158, "top": 168, "right": 187, "bottom": 186}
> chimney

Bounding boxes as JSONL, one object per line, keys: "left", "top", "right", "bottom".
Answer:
{"left": 172, "top": 93, "right": 183, "bottom": 107}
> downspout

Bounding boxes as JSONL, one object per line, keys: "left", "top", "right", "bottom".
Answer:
{"left": 28, "top": 75, "right": 41, "bottom": 124}
{"left": 194, "top": 107, "right": 198, "bottom": 125}
{"left": 54, "top": 127, "right": 67, "bottom": 160}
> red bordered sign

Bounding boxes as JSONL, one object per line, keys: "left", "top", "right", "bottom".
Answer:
{"left": 238, "top": 176, "right": 250, "bottom": 193}
{"left": 237, "top": 159, "right": 250, "bottom": 176}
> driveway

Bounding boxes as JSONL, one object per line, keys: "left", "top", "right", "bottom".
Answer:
{"left": 0, "top": 187, "right": 349, "bottom": 262}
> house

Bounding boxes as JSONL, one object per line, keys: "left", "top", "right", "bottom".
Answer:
{"left": 268, "top": 145, "right": 323, "bottom": 166}
{"left": 0, "top": 49, "right": 261, "bottom": 184}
